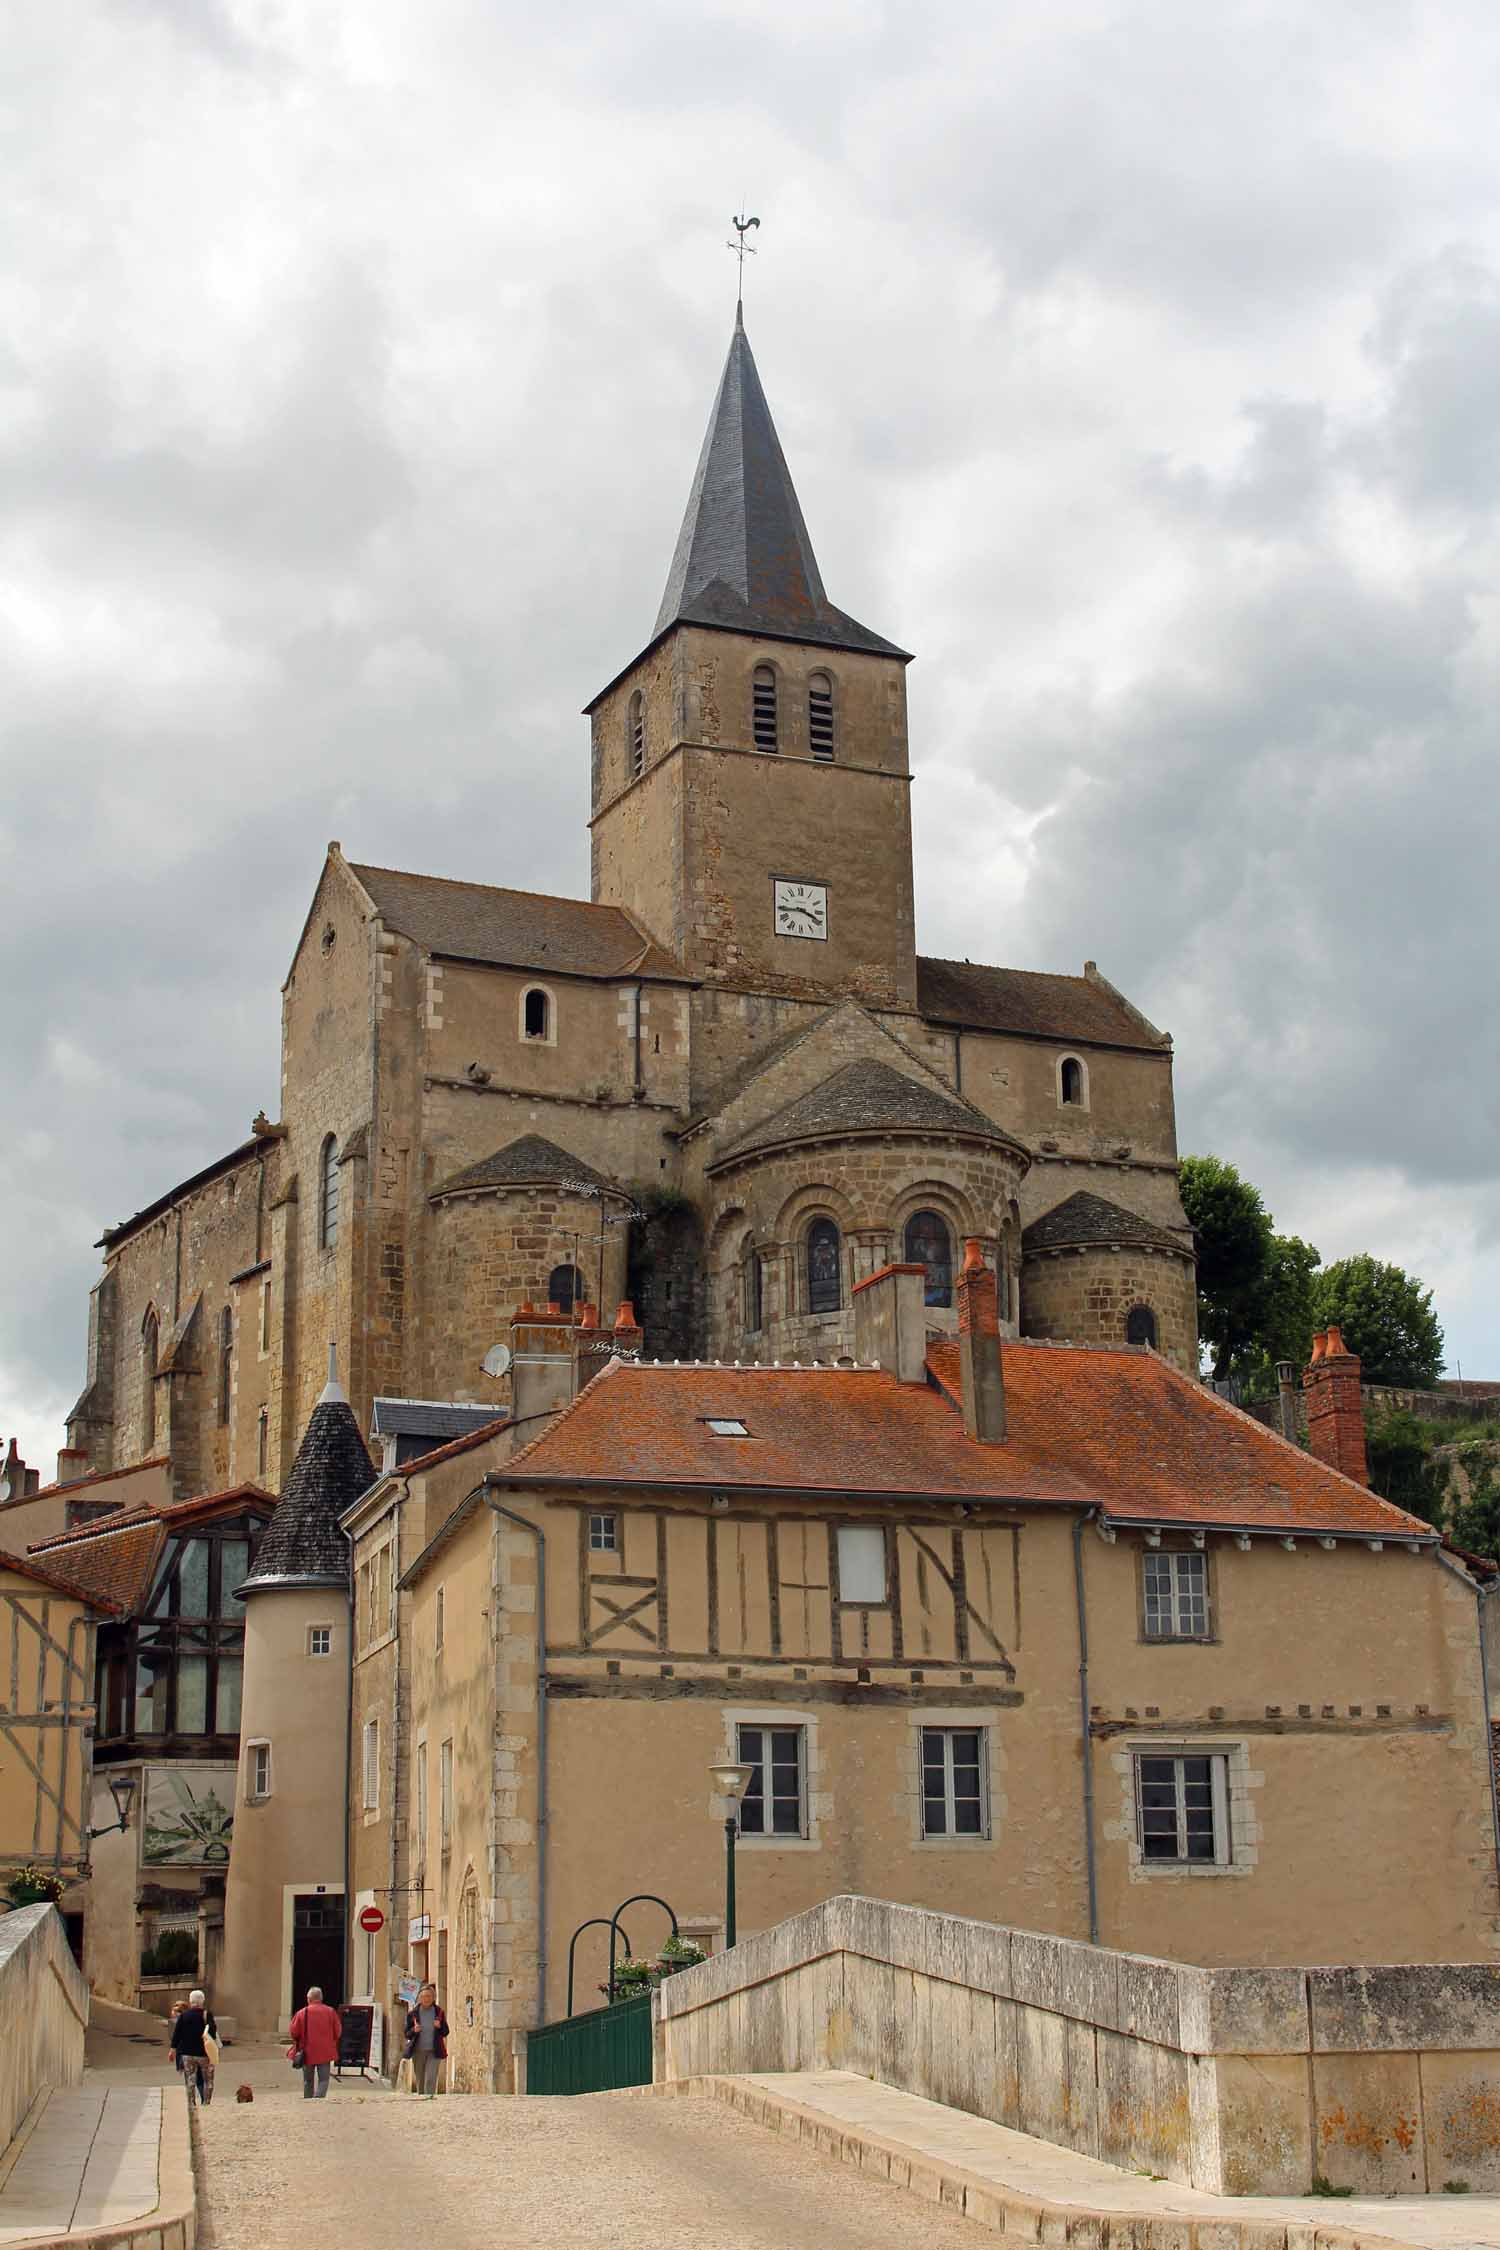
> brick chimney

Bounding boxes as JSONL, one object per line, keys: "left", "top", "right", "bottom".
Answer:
{"left": 955, "top": 1240, "right": 1007, "bottom": 1443}
{"left": 55, "top": 1446, "right": 90, "bottom": 1488}
{"left": 852, "top": 1263, "right": 928, "bottom": 1383}
{"left": 610, "top": 1300, "right": 643, "bottom": 1357}
{"left": 1303, "top": 1326, "right": 1368, "bottom": 1485}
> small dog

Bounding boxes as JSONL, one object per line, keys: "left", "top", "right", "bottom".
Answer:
{"left": 235, "top": 2085, "right": 254, "bottom": 2103}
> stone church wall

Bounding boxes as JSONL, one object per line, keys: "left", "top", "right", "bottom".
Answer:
{"left": 1021, "top": 1242, "right": 1198, "bottom": 1373}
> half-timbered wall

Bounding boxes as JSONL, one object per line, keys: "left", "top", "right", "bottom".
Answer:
{"left": 0, "top": 1571, "right": 97, "bottom": 1883}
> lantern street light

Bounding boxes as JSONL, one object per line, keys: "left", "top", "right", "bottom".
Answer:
{"left": 709, "top": 1760, "right": 753, "bottom": 1950}
{"left": 90, "top": 1772, "right": 138, "bottom": 1841}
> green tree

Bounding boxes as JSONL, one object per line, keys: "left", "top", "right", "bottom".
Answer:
{"left": 1312, "top": 1255, "right": 1444, "bottom": 1389}
{"left": 1364, "top": 1409, "right": 1448, "bottom": 1527}
{"left": 1236, "top": 1232, "right": 1322, "bottom": 1396}
{"left": 1178, "top": 1156, "right": 1274, "bottom": 1381}
{"left": 1445, "top": 1462, "right": 1500, "bottom": 1564}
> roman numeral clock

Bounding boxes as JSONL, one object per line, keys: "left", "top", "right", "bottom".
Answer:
{"left": 773, "top": 879, "right": 828, "bottom": 941}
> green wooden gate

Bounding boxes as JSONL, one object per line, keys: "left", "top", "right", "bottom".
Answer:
{"left": 525, "top": 1992, "right": 653, "bottom": 2095}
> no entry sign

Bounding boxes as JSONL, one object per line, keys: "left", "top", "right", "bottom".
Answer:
{"left": 358, "top": 1905, "right": 385, "bottom": 1934}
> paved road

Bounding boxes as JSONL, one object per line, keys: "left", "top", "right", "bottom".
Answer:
{"left": 194, "top": 2087, "right": 993, "bottom": 2250}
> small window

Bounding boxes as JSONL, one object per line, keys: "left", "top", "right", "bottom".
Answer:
{"left": 259, "top": 1278, "right": 271, "bottom": 1354}
{"left": 588, "top": 1513, "right": 618, "bottom": 1552}
{"left": 1142, "top": 1549, "right": 1210, "bottom": 1639}
{"left": 1126, "top": 1304, "right": 1158, "bottom": 1349}
{"left": 1059, "top": 1056, "right": 1085, "bottom": 1107}
{"left": 808, "top": 672, "right": 835, "bottom": 760}
{"left": 523, "top": 987, "right": 551, "bottom": 1041}
{"left": 142, "top": 1310, "right": 159, "bottom": 1451}
{"left": 435, "top": 1586, "right": 445, "bottom": 1652}
{"left": 736, "top": 1724, "right": 806, "bottom": 1837}
{"left": 752, "top": 664, "right": 779, "bottom": 752}
{"left": 743, "top": 1251, "right": 763, "bottom": 1334}
{"left": 440, "top": 1738, "right": 453, "bottom": 1850}
{"left": 806, "top": 1218, "right": 842, "bottom": 1315}
{"left": 837, "top": 1525, "right": 888, "bottom": 1604}
{"left": 628, "top": 690, "right": 645, "bottom": 780}
{"left": 319, "top": 1134, "right": 340, "bottom": 1249}
{"left": 903, "top": 1210, "right": 953, "bottom": 1309}
{"left": 256, "top": 1408, "right": 269, "bottom": 1482}
{"left": 218, "top": 1306, "right": 233, "bottom": 1426}
{"left": 1136, "top": 1752, "right": 1230, "bottom": 1865}
{"left": 548, "top": 1263, "right": 585, "bottom": 1315}
{"left": 704, "top": 1418, "right": 749, "bottom": 1438}
{"left": 921, "top": 1728, "right": 988, "bottom": 1838}
{"left": 308, "top": 1625, "right": 333, "bottom": 1658}
{"left": 415, "top": 1742, "right": 428, "bottom": 1866}
{"left": 248, "top": 1741, "right": 272, "bottom": 1801}
{"left": 362, "top": 1718, "right": 379, "bottom": 1812}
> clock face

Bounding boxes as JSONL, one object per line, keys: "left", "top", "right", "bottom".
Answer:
{"left": 773, "top": 879, "right": 828, "bottom": 941}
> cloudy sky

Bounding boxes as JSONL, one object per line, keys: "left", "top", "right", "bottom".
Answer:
{"left": 5, "top": 0, "right": 1499, "bottom": 1466}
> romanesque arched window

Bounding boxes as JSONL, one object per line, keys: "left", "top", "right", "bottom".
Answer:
{"left": 142, "top": 1309, "right": 159, "bottom": 1452}
{"left": 218, "top": 1305, "right": 233, "bottom": 1427}
{"left": 903, "top": 1211, "right": 953, "bottom": 1308}
{"left": 806, "top": 1218, "right": 842, "bottom": 1314}
{"left": 1126, "top": 1304, "right": 1158, "bottom": 1349}
{"left": 548, "top": 1263, "right": 585, "bottom": 1315}
{"left": 752, "top": 664, "right": 779, "bottom": 752}
{"left": 523, "top": 987, "right": 551, "bottom": 1041}
{"left": 1059, "top": 1056, "right": 1086, "bottom": 1107}
{"left": 319, "top": 1135, "right": 340, "bottom": 1249}
{"left": 628, "top": 690, "right": 645, "bottom": 780}
{"left": 808, "top": 672, "right": 835, "bottom": 761}
{"left": 744, "top": 1251, "right": 763, "bottom": 1334}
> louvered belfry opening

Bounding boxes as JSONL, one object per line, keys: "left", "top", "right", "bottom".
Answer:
{"left": 808, "top": 673, "right": 835, "bottom": 760}
{"left": 628, "top": 690, "right": 645, "bottom": 779}
{"left": 752, "top": 664, "right": 779, "bottom": 751}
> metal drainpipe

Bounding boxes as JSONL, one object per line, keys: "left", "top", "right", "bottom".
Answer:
{"left": 343, "top": 1541, "right": 356, "bottom": 2004}
{"left": 1437, "top": 1550, "right": 1500, "bottom": 1914}
{"left": 1072, "top": 1510, "right": 1101, "bottom": 1945}
{"left": 480, "top": 1479, "right": 549, "bottom": 2029}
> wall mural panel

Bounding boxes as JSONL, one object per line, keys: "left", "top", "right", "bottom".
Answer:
{"left": 141, "top": 1764, "right": 236, "bottom": 1867}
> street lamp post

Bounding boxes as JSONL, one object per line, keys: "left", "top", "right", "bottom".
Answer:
{"left": 89, "top": 1772, "right": 138, "bottom": 1841}
{"left": 708, "top": 1761, "right": 753, "bottom": 1950}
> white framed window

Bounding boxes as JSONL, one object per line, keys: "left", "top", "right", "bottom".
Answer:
{"left": 247, "top": 1740, "right": 272, "bottom": 1801}
{"left": 588, "top": 1513, "right": 618, "bottom": 1553}
{"left": 361, "top": 1718, "right": 379, "bottom": 1812}
{"left": 435, "top": 1585, "right": 445, "bottom": 1652}
{"left": 439, "top": 1738, "right": 453, "bottom": 1851}
{"left": 736, "top": 1724, "right": 806, "bottom": 1838}
{"left": 1142, "top": 1549, "right": 1211, "bottom": 1640}
{"left": 1135, "top": 1751, "right": 1231, "bottom": 1866}
{"left": 837, "top": 1525, "right": 888, "bottom": 1605}
{"left": 703, "top": 1417, "right": 749, "bottom": 1437}
{"left": 920, "top": 1727, "right": 989, "bottom": 1839}
{"left": 415, "top": 1741, "right": 428, "bottom": 1870}
{"left": 307, "top": 1624, "right": 332, "bottom": 1658}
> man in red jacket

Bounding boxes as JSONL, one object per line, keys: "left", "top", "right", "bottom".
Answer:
{"left": 287, "top": 1985, "right": 342, "bottom": 2100}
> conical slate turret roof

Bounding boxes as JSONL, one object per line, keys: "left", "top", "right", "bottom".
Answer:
{"left": 238, "top": 1361, "right": 374, "bottom": 1597}
{"left": 651, "top": 314, "right": 908, "bottom": 662}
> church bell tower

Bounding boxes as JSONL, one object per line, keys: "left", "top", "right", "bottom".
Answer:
{"left": 587, "top": 311, "right": 918, "bottom": 1011}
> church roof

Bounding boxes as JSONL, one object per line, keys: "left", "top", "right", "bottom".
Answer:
{"left": 429, "top": 1134, "right": 622, "bottom": 1203}
{"left": 916, "top": 958, "right": 1169, "bottom": 1052}
{"left": 1022, "top": 1191, "right": 1190, "bottom": 1259}
{"left": 238, "top": 1377, "right": 373, "bottom": 1597}
{"left": 348, "top": 863, "right": 687, "bottom": 984}
{"left": 647, "top": 315, "right": 908, "bottom": 665}
{"left": 713, "top": 1056, "right": 1025, "bottom": 1169}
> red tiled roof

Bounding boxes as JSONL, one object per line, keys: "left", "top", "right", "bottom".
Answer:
{"left": 30, "top": 1482, "right": 275, "bottom": 1554}
{"left": 0, "top": 1547, "right": 127, "bottom": 1614}
{"left": 384, "top": 1420, "right": 509, "bottom": 1481}
{"left": 0, "top": 1456, "right": 171, "bottom": 1511}
{"left": 24, "top": 1518, "right": 167, "bottom": 1612}
{"left": 499, "top": 1344, "right": 1431, "bottom": 1539}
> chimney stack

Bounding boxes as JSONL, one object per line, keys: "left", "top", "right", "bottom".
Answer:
{"left": 852, "top": 1263, "right": 928, "bottom": 1383}
{"left": 955, "top": 1240, "right": 1007, "bottom": 1443}
{"left": 1303, "top": 1326, "right": 1368, "bottom": 1485}
{"left": 55, "top": 1446, "right": 90, "bottom": 1488}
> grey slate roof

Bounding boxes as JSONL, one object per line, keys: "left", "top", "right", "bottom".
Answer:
{"left": 650, "top": 315, "right": 908, "bottom": 663}
{"left": 916, "top": 958, "right": 1169, "bottom": 1051}
{"left": 429, "top": 1134, "right": 620, "bottom": 1203}
{"left": 238, "top": 1385, "right": 374, "bottom": 1596}
{"left": 1022, "top": 1192, "right": 1189, "bottom": 1258}
{"left": 349, "top": 863, "right": 686, "bottom": 984}
{"left": 714, "top": 1057, "right": 1026, "bottom": 1168}
{"left": 370, "top": 1399, "right": 507, "bottom": 1443}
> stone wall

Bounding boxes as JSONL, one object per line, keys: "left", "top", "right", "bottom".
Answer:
{"left": 0, "top": 1903, "right": 87, "bottom": 2151}
{"left": 657, "top": 1895, "right": 1500, "bottom": 2197}
{"left": 1021, "top": 1240, "right": 1198, "bottom": 1374}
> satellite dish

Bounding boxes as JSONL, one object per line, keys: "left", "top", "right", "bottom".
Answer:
{"left": 481, "top": 1343, "right": 512, "bottom": 1379}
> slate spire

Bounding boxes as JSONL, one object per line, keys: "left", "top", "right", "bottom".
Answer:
{"left": 652, "top": 318, "right": 907, "bottom": 661}
{"left": 238, "top": 1348, "right": 374, "bottom": 1598}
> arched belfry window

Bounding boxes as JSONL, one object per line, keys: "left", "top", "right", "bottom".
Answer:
{"left": 1059, "top": 1056, "right": 1086, "bottom": 1107}
{"left": 548, "top": 1263, "right": 585, "bottom": 1316}
{"left": 1126, "top": 1304, "right": 1158, "bottom": 1349}
{"left": 752, "top": 665, "right": 779, "bottom": 753}
{"left": 142, "top": 1310, "right": 159, "bottom": 1451}
{"left": 523, "top": 988, "right": 550, "bottom": 1041}
{"left": 808, "top": 672, "right": 835, "bottom": 761}
{"left": 903, "top": 1211, "right": 953, "bottom": 1308}
{"left": 806, "top": 1218, "right": 843, "bottom": 1314}
{"left": 628, "top": 690, "right": 645, "bottom": 781}
{"left": 319, "top": 1135, "right": 340, "bottom": 1250}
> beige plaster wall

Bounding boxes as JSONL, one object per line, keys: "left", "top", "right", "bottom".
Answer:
{"left": 0, "top": 1574, "right": 96, "bottom": 1886}
{"left": 0, "top": 1904, "right": 88, "bottom": 2150}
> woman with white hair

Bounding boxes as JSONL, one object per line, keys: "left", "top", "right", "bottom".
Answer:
{"left": 168, "top": 1987, "right": 218, "bottom": 2106}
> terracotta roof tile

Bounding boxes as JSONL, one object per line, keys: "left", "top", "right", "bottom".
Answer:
{"left": 349, "top": 863, "right": 687, "bottom": 984}
{"left": 24, "top": 1518, "right": 167, "bottom": 1612}
{"left": 0, "top": 1547, "right": 127, "bottom": 1614}
{"left": 1, "top": 1456, "right": 171, "bottom": 1510}
{"left": 381, "top": 1419, "right": 509, "bottom": 1479}
{"left": 916, "top": 958, "right": 1168, "bottom": 1051}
